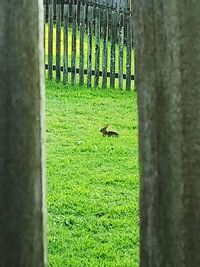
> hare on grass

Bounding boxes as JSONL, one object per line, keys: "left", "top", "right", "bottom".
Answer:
{"left": 100, "top": 124, "right": 119, "bottom": 137}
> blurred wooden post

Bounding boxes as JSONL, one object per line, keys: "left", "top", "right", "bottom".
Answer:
{"left": 133, "top": 0, "right": 200, "bottom": 266}
{"left": 0, "top": 1, "right": 47, "bottom": 267}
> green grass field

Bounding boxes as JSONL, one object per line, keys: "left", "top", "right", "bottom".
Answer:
{"left": 46, "top": 80, "right": 139, "bottom": 266}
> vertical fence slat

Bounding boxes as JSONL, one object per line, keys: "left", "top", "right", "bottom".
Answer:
{"left": 76, "top": 0, "right": 81, "bottom": 26}
{"left": 94, "top": 7, "right": 100, "bottom": 88}
{"left": 48, "top": 0, "right": 53, "bottom": 80}
{"left": 85, "top": 4, "right": 89, "bottom": 34}
{"left": 102, "top": 9, "right": 108, "bottom": 89}
{"left": 119, "top": 12, "right": 124, "bottom": 90}
{"left": 79, "top": 3, "right": 85, "bottom": 86}
{"left": 71, "top": 3, "right": 77, "bottom": 85}
{"left": 126, "top": 14, "right": 132, "bottom": 91}
{"left": 56, "top": 1, "right": 61, "bottom": 82}
{"left": 110, "top": 11, "right": 116, "bottom": 89}
{"left": 44, "top": 3, "right": 46, "bottom": 66}
{"left": 63, "top": 3, "right": 69, "bottom": 85}
{"left": 87, "top": 6, "right": 93, "bottom": 88}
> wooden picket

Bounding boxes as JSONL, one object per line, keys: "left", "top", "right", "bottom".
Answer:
{"left": 45, "top": 0, "right": 134, "bottom": 90}
{"left": 48, "top": 0, "right": 53, "bottom": 80}
{"left": 79, "top": 3, "right": 85, "bottom": 86}
{"left": 44, "top": 3, "right": 46, "bottom": 64}
{"left": 110, "top": 11, "right": 116, "bottom": 89}
{"left": 87, "top": 5, "right": 93, "bottom": 88}
{"left": 94, "top": 7, "right": 100, "bottom": 88}
{"left": 71, "top": 4, "right": 77, "bottom": 85}
{"left": 56, "top": 2, "right": 61, "bottom": 82}
{"left": 63, "top": 4, "right": 69, "bottom": 85}
{"left": 102, "top": 9, "right": 108, "bottom": 89}
{"left": 126, "top": 14, "right": 132, "bottom": 91}
{"left": 119, "top": 13, "right": 124, "bottom": 90}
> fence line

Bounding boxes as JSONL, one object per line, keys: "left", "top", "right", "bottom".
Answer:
{"left": 44, "top": 0, "right": 132, "bottom": 20}
{"left": 45, "top": 64, "right": 134, "bottom": 80}
{"left": 44, "top": 0, "right": 134, "bottom": 90}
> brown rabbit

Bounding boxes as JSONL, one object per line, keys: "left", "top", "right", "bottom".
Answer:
{"left": 100, "top": 124, "right": 119, "bottom": 137}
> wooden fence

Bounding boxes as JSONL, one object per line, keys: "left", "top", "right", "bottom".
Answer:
{"left": 44, "top": 0, "right": 134, "bottom": 90}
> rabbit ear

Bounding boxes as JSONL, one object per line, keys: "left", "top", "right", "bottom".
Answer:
{"left": 104, "top": 124, "right": 109, "bottom": 128}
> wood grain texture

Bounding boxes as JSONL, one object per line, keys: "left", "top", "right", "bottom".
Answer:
{"left": 48, "top": 1, "right": 53, "bottom": 80}
{"left": 71, "top": 3, "right": 77, "bottom": 85}
{"left": 79, "top": 3, "right": 85, "bottom": 86}
{"left": 133, "top": 0, "right": 200, "bottom": 266}
{"left": 102, "top": 9, "right": 108, "bottom": 89}
{"left": 0, "top": 0, "right": 46, "bottom": 266}
{"left": 63, "top": 3, "right": 69, "bottom": 85}
{"left": 87, "top": 5, "right": 93, "bottom": 87}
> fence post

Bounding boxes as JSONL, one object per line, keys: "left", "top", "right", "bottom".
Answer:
{"left": 119, "top": 12, "right": 124, "bottom": 90}
{"left": 79, "top": 3, "right": 85, "bottom": 86}
{"left": 87, "top": 5, "right": 93, "bottom": 88}
{"left": 102, "top": 9, "right": 108, "bottom": 89}
{"left": 48, "top": 0, "right": 54, "bottom": 80}
{"left": 56, "top": 0, "right": 61, "bottom": 82}
{"left": 44, "top": 2, "right": 46, "bottom": 65}
{"left": 0, "top": 0, "right": 46, "bottom": 266}
{"left": 94, "top": 7, "right": 101, "bottom": 88}
{"left": 134, "top": 0, "right": 200, "bottom": 266}
{"left": 71, "top": 2, "right": 77, "bottom": 85}
{"left": 110, "top": 11, "right": 116, "bottom": 89}
{"left": 63, "top": 3, "right": 69, "bottom": 85}
{"left": 126, "top": 14, "right": 132, "bottom": 91}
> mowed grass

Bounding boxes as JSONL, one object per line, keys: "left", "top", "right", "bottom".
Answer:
{"left": 46, "top": 80, "right": 139, "bottom": 267}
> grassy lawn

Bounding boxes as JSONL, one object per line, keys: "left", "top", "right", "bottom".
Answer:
{"left": 46, "top": 80, "right": 139, "bottom": 266}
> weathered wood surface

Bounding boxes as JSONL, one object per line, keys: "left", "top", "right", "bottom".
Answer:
{"left": 71, "top": 4, "right": 77, "bottom": 85}
{"left": 118, "top": 12, "right": 124, "bottom": 90}
{"left": 110, "top": 11, "right": 116, "bottom": 88}
{"left": 133, "top": 0, "right": 200, "bottom": 266}
{"left": 126, "top": 14, "right": 132, "bottom": 91}
{"left": 56, "top": 3, "right": 61, "bottom": 81}
{"left": 0, "top": 0, "right": 46, "bottom": 266}
{"left": 44, "top": 3, "right": 46, "bottom": 64}
{"left": 89, "top": 0, "right": 130, "bottom": 10}
{"left": 94, "top": 7, "right": 100, "bottom": 87}
{"left": 48, "top": 1, "right": 53, "bottom": 80}
{"left": 45, "top": 1, "right": 134, "bottom": 89}
{"left": 79, "top": 3, "right": 85, "bottom": 86}
{"left": 102, "top": 9, "right": 108, "bottom": 89}
{"left": 87, "top": 5, "right": 93, "bottom": 87}
{"left": 63, "top": 4, "right": 69, "bottom": 85}
{"left": 45, "top": 63, "right": 134, "bottom": 80}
